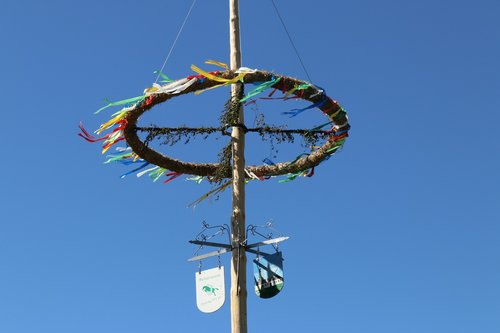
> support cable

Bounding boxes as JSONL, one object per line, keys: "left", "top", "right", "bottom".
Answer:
{"left": 269, "top": 0, "right": 313, "bottom": 82}
{"left": 155, "top": 0, "right": 197, "bottom": 84}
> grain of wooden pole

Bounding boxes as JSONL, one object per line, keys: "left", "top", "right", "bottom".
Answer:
{"left": 229, "top": 0, "right": 247, "bottom": 332}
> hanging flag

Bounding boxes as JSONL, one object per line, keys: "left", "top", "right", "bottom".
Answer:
{"left": 195, "top": 266, "right": 225, "bottom": 313}
{"left": 253, "top": 252, "right": 284, "bottom": 299}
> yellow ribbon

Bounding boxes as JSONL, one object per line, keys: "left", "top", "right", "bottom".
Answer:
{"left": 188, "top": 180, "right": 231, "bottom": 208}
{"left": 194, "top": 83, "right": 227, "bottom": 95}
{"left": 204, "top": 59, "right": 229, "bottom": 70}
{"left": 95, "top": 111, "right": 127, "bottom": 135}
{"left": 144, "top": 86, "right": 159, "bottom": 94}
{"left": 190, "top": 64, "right": 246, "bottom": 84}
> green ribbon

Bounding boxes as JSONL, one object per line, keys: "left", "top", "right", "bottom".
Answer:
{"left": 326, "top": 138, "right": 347, "bottom": 153}
{"left": 240, "top": 77, "right": 281, "bottom": 102}
{"left": 186, "top": 176, "right": 204, "bottom": 184}
{"left": 278, "top": 170, "right": 303, "bottom": 183}
{"left": 104, "top": 152, "right": 133, "bottom": 164}
{"left": 95, "top": 95, "right": 145, "bottom": 114}
{"left": 309, "top": 121, "right": 333, "bottom": 131}
{"left": 154, "top": 70, "right": 173, "bottom": 83}
{"left": 296, "top": 83, "right": 311, "bottom": 90}
{"left": 149, "top": 168, "right": 167, "bottom": 182}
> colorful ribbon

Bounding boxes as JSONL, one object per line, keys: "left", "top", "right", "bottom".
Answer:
{"left": 240, "top": 77, "right": 281, "bottom": 102}
{"left": 190, "top": 64, "right": 246, "bottom": 84}
{"left": 153, "top": 70, "right": 173, "bottom": 83}
{"left": 80, "top": 61, "right": 349, "bottom": 194}
{"left": 95, "top": 96, "right": 145, "bottom": 114}
{"left": 281, "top": 97, "right": 328, "bottom": 118}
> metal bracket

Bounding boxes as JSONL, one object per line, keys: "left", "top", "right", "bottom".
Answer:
{"left": 189, "top": 240, "right": 232, "bottom": 249}
{"left": 246, "top": 236, "right": 289, "bottom": 249}
{"left": 188, "top": 248, "right": 231, "bottom": 262}
{"left": 188, "top": 221, "right": 289, "bottom": 262}
{"left": 187, "top": 236, "right": 289, "bottom": 261}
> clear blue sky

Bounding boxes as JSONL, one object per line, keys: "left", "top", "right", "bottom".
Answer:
{"left": 1, "top": 0, "right": 499, "bottom": 332}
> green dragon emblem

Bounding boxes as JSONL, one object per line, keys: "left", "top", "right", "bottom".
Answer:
{"left": 202, "top": 285, "right": 219, "bottom": 296}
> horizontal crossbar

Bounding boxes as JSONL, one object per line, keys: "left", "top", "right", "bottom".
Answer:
{"left": 188, "top": 240, "right": 232, "bottom": 249}
{"left": 136, "top": 126, "right": 330, "bottom": 135}
{"left": 188, "top": 248, "right": 231, "bottom": 262}
{"left": 246, "top": 236, "right": 290, "bottom": 249}
{"left": 188, "top": 236, "right": 288, "bottom": 261}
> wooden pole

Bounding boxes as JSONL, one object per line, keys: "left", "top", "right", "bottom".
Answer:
{"left": 229, "top": 0, "right": 247, "bottom": 333}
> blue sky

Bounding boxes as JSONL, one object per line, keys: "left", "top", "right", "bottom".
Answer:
{"left": 1, "top": 0, "right": 499, "bottom": 332}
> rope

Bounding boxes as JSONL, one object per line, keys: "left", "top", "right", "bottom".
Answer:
{"left": 269, "top": 0, "right": 313, "bottom": 83}
{"left": 155, "top": 0, "right": 197, "bottom": 84}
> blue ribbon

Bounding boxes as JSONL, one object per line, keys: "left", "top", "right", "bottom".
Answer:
{"left": 120, "top": 162, "right": 150, "bottom": 178}
{"left": 263, "top": 158, "right": 276, "bottom": 165}
{"left": 282, "top": 97, "right": 328, "bottom": 118}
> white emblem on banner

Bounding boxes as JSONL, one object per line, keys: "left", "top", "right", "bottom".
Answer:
{"left": 195, "top": 266, "right": 225, "bottom": 313}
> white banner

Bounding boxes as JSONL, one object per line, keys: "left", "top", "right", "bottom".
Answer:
{"left": 195, "top": 266, "right": 225, "bottom": 313}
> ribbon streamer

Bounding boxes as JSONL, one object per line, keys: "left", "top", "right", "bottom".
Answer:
{"left": 282, "top": 97, "right": 328, "bottom": 118}
{"left": 163, "top": 171, "right": 183, "bottom": 184}
{"left": 278, "top": 170, "right": 303, "bottom": 183}
{"left": 149, "top": 168, "right": 167, "bottom": 182}
{"left": 187, "top": 176, "right": 205, "bottom": 184}
{"left": 240, "top": 77, "right": 281, "bottom": 102}
{"left": 104, "top": 152, "right": 134, "bottom": 164}
{"left": 188, "top": 181, "right": 231, "bottom": 208}
{"left": 263, "top": 158, "right": 276, "bottom": 165}
{"left": 78, "top": 122, "right": 107, "bottom": 142}
{"left": 149, "top": 77, "right": 199, "bottom": 95}
{"left": 284, "top": 83, "right": 310, "bottom": 98}
{"left": 190, "top": 64, "right": 246, "bottom": 84}
{"left": 204, "top": 60, "right": 229, "bottom": 70}
{"left": 95, "top": 96, "right": 145, "bottom": 114}
{"left": 244, "top": 168, "right": 262, "bottom": 180}
{"left": 120, "top": 162, "right": 150, "bottom": 178}
{"left": 153, "top": 70, "right": 173, "bottom": 83}
{"left": 309, "top": 121, "right": 333, "bottom": 132}
{"left": 137, "top": 166, "right": 160, "bottom": 177}
{"left": 95, "top": 113, "right": 127, "bottom": 135}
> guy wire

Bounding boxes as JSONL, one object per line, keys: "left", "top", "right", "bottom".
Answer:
{"left": 269, "top": 0, "right": 313, "bottom": 83}
{"left": 155, "top": 0, "right": 197, "bottom": 84}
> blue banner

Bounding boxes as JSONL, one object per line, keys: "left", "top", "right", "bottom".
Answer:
{"left": 253, "top": 252, "right": 284, "bottom": 299}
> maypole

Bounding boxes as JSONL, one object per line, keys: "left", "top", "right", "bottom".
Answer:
{"left": 228, "top": 0, "right": 248, "bottom": 332}
{"left": 80, "top": 1, "right": 351, "bottom": 331}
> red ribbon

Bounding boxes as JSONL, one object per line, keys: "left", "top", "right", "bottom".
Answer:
{"left": 163, "top": 172, "right": 183, "bottom": 184}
